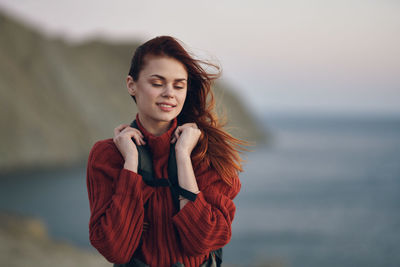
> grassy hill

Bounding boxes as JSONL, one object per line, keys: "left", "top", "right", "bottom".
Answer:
{"left": 0, "top": 10, "right": 266, "bottom": 172}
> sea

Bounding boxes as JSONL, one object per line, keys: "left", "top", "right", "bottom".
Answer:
{"left": 1, "top": 113, "right": 400, "bottom": 267}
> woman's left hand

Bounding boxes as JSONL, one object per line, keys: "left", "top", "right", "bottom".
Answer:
{"left": 171, "top": 123, "right": 202, "bottom": 156}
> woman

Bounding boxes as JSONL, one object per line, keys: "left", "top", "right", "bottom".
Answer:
{"left": 86, "top": 36, "right": 246, "bottom": 267}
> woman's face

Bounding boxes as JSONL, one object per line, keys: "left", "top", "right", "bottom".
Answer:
{"left": 127, "top": 55, "right": 188, "bottom": 129}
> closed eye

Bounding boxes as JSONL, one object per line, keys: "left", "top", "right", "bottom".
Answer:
{"left": 174, "top": 82, "right": 186, "bottom": 89}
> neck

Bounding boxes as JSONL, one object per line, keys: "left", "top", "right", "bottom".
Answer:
{"left": 138, "top": 114, "right": 172, "bottom": 136}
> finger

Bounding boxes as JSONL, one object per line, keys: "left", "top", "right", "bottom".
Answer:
{"left": 183, "top": 123, "right": 197, "bottom": 129}
{"left": 133, "top": 129, "right": 145, "bottom": 145}
{"left": 175, "top": 126, "right": 182, "bottom": 139}
{"left": 135, "top": 131, "right": 146, "bottom": 145}
{"left": 133, "top": 128, "right": 145, "bottom": 139}
{"left": 173, "top": 129, "right": 180, "bottom": 143}
{"left": 130, "top": 128, "right": 145, "bottom": 144}
{"left": 117, "top": 124, "right": 130, "bottom": 130}
{"left": 132, "top": 134, "right": 142, "bottom": 146}
{"left": 131, "top": 131, "right": 146, "bottom": 146}
{"left": 171, "top": 126, "right": 181, "bottom": 143}
{"left": 126, "top": 131, "right": 141, "bottom": 146}
{"left": 117, "top": 128, "right": 143, "bottom": 145}
{"left": 141, "top": 137, "right": 146, "bottom": 145}
{"left": 114, "top": 124, "right": 129, "bottom": 136}
{"left": 121, "top": 127, "right": 145, "bottom": 141}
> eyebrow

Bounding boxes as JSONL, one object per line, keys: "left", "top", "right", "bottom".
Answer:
{"left": 150, "top": 74, "right": 187, "bottom": 82}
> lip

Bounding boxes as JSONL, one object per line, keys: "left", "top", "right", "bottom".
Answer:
{"left": 157, "top": 102, "right": 176, "bottom": 112}
{"left": 157, "top": 102, "right": 177, "bottom": 107}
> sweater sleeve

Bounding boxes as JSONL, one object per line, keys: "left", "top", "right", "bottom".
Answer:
{"left": 86, "top": 140, "right": 152, "bottom": 264}
{"left": 171, "top": 168, "right": 241, "bottom": 256}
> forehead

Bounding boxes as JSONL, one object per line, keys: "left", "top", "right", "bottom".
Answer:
{"left": 140, "top": 55, "right": 188, "bottom": 79}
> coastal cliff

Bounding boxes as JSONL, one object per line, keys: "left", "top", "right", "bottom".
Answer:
{"left": 0, "top": 11, "right": 266, "bottom": 172}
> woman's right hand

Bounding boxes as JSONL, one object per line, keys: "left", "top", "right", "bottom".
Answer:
{"left": 113, "top": 124, "right": 146, "bottom": 172}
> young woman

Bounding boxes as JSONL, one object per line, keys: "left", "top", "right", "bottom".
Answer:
{"left": 86, "top": 36, "right": 246, "bottom": 267}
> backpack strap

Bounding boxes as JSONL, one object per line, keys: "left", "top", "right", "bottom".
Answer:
{"left": 130, "top": 120, "right": 169, "bottom": 186}
{"left": 130, "top": 120, "right": 198, "bottom": 211}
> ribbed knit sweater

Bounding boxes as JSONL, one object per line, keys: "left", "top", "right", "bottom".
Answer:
{"left": 86, "top": 116, "right": 241, "bottom": 267}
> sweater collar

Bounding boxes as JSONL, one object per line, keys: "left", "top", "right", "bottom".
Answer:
{"left": 135, "top": 114, "right": 177, "bottom": 160}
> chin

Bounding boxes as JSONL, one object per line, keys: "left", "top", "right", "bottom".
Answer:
{"left": 155, "top": 113, "right": 178, "bottom": 123}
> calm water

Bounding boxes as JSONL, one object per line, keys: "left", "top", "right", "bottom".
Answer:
{"left": 1, "top": 114, "right": 400, "bottom": 267}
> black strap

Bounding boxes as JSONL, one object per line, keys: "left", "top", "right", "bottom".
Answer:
{"left": 130, "top": 120, "right": 197, "bottom": 211}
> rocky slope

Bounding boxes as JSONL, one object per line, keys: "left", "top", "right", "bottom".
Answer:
{"left": 0, "top": 10, "right": 266, "bottom": 172}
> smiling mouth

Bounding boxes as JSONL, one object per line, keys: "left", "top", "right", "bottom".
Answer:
{"left": 157, "top": 103, "right": 176, "bottom": 108}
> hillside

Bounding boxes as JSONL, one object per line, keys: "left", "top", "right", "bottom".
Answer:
{"left": 0, "top": 11, "right": 266, "bottom": 172}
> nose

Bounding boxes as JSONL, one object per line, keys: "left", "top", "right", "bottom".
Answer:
{"left": 162, "top": 83, "right": 174, "bottom": 98}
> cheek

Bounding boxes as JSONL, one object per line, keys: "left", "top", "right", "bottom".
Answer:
{"left": 178, "top": 90, "right": 188, "bottom": 104}
{"left": 138, "top": 87, "right": 157, "bottom": 102}
{"left": 136, "top": 93, "right": 155, "bottom": 112}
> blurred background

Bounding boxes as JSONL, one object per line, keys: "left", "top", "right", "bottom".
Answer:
{"left": 0, "top": 0, "right": 399, "bottom": 266}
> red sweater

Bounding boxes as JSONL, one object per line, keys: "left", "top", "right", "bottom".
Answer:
{"left": 86, "top": 117, "right": 241, "bottom": 267}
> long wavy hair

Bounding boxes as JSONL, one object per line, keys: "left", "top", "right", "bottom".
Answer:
{"left": 128, "top": 36, "right": 247, "bottom": 185}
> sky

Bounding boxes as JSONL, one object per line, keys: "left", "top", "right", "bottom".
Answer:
{"left": 1, "top": 0, "right": 399, "bottom": 116}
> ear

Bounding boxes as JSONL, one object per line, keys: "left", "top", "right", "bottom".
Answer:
{"left": 126, "top": 75, "right": 136, "bottom": 96}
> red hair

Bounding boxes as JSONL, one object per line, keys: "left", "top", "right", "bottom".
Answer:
{"left": 128, "top": 36, "right": 248, "bottom": 185}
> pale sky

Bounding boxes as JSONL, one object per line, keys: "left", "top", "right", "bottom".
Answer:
{"left": 1, "top": 0, "right": 399, "bottom": 116}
